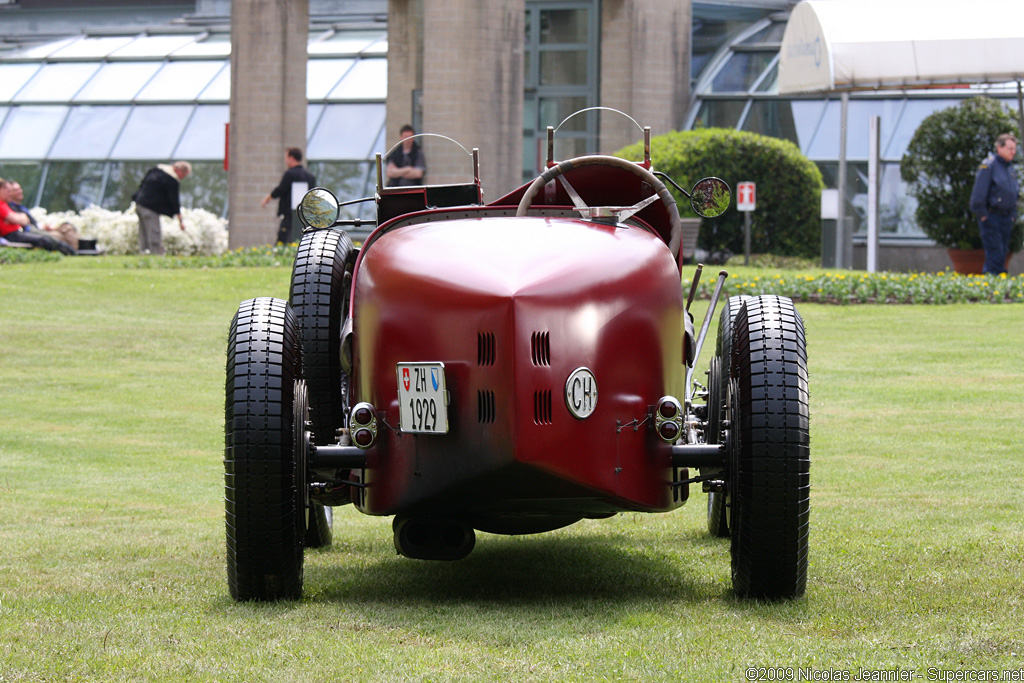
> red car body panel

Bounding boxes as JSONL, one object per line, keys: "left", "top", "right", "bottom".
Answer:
{"left": 350, "top": 209, "right": 687, "bottom": 520}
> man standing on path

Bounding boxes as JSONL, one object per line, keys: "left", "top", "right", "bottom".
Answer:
{"left": 133, "top": 161, "right": 191, "bottom": 255}
{"left": 262, "top": 147, "right": 316, "bottom": 245}
{"left": 969, "top": 133, "right": 1019, "bottom": 275}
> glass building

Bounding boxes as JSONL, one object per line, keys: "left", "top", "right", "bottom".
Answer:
{"left": 0, "top": 24, "right": 386, "bottom": 219}
{"left": 688, "top": 5, "right": 1023, "bottom": 245}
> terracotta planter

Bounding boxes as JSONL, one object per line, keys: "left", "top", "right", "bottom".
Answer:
{"left": 947, "top": 248, "right": 1012, "bottom": 274}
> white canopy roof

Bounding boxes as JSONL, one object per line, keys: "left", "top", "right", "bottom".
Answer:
{"left": 778, "top": 0, "right": 1024, "bottom": 94}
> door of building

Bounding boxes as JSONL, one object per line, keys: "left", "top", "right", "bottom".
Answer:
{"left": 523, "top": 0, "right": 600, "bottom": 184}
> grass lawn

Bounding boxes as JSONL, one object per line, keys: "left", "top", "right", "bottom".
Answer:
{"left": 1, "top": 258, "right": 1022, "bottom": 682}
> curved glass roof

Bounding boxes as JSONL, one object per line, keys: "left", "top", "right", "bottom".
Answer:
{"left": 690, "top": 14, "right": 1022, "bottom": 163}
{"left": 688, "top": 12, "right": 1024, "bottom": 238}
{"left": 0, "top": 28, "right": 387, "bottom": 163}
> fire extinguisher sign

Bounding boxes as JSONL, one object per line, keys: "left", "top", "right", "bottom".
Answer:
{"left": 737, "top": 182, "right": 756, "bottom": 212}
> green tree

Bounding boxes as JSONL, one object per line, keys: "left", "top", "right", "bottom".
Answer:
{"left": 900, "top": 96, "right": 1023, "bottom": 251}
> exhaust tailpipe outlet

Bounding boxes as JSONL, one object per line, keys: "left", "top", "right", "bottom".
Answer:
{"left": 393, "top": 515, "right": 476, "bottom": 561}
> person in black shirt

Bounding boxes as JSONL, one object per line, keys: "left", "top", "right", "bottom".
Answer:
{"left": 133, "top": 160, "right": 190, "bottom": 255}
{"left": 386, "top": 124, "right": 426, "bottom": 187}
{"left": 262, "top": 147, "right": 316, "bottom": 244}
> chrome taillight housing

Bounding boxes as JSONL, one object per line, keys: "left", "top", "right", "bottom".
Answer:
{"left": 349, "top": 402, "right": 378, "bottom": 448}
{"left": 654, "top": 396, "right": 683, "bottom": 443}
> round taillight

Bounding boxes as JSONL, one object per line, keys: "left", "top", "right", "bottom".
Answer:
{"left": 353, "top": 407, "right": 373, "bottom": 426}
{"left": 658, "top": 400, "right": 679, "bottom": 419}
{"left": 658, "top": 420, "right": 680, "bottom": 441}
{"left": 352, "top": 428, "right": 374, "bottom": 448}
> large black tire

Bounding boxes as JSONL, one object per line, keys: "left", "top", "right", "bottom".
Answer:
{"left": 728, "top": 295, "right": 810, "bottom": 599}
{"left": 289, "top": 229, "right": 355, "bottom": 447}
{"left": 706, "top": 295, "right": 750, "bottom": 537}
{"left": 716, "top": 295, "right": 750, "bottom": 383}
{"left": 225, "top": 297, "right": 306, "bottom": 601}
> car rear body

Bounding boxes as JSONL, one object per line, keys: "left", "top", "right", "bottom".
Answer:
{"left": 350, "top": 208, "right": 687, "bottom": 530}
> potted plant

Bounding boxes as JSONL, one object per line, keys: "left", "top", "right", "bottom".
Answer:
{"left": 900, "top": 96, "right": 1022, "bottom": 273}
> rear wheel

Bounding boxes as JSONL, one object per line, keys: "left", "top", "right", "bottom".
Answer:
{"left": 728, "top": 295, "right": 810, "bottom": 599}
{"left": 225, "top": 297, "right": 306, "bottom": 601}
{"left": 706, "top": 295, "right": 749, "bottom": 537}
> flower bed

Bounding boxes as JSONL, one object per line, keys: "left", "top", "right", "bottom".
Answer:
{"left": 30, "top": 204, "right": 228, "bottom": 256}
{"left": 688, "top": 271, "right": 1024, "bottom": 305}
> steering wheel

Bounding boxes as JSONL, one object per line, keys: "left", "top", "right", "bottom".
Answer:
{"left": 515, "top": 155, "right": 682, "bottom": 259}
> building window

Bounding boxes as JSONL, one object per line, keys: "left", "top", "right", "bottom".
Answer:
{"left": 523, "top": 0, "right": 599, "bottom": 182}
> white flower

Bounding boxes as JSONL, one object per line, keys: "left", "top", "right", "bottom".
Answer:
{"left": 30, "top": 204, "right": 229, "bottom": 256}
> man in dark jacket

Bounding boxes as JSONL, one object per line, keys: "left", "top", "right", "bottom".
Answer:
{"left": 262, "top": 147, "right": 316, "bottom": 244}
{"left": 385, "top": 124, "right": 426, "bottom": 187}
{"left": 969, "top": 133, "right": 1018, "bottom": 275}
{"left": 133, "top": 160, "right": 190, "bottom": 255}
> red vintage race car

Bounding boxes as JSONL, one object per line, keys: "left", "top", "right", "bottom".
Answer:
{"left": 224, "top": 111, "right": 809, "bottom": 602}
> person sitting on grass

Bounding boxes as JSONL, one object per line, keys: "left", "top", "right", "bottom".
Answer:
{"left": 0, "top": 178, "right": 76, "bottom": 255}
{"left": 7, "top": 181, "right": 81, "bottom": 251}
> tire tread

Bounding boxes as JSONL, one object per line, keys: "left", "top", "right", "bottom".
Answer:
{"left": 730, "top": 295, "right": 810, "bottom": 599}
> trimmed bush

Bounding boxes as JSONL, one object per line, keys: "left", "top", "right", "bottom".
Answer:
{"left": 900, "top": 96, "right": 1023, "bottom": 252}
{"left": 616, "top": 128, "right": 824, "bottom": 259}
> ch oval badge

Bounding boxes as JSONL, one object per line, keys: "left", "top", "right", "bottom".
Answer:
{"left": 565, "top": 367, "right": 598, "bottom": 419}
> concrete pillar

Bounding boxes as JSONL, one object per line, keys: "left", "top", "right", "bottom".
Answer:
{"left": 599, "top": 0, "right": 691, "bottom": 155}
{"left": 388, "top": 0, "right": 524, "bottom": 201}
{"left": 229, "top": 0, "right": 309, "bottom": 248}
{"left": 386, "top": 0, "right": 423, "bottom": 142}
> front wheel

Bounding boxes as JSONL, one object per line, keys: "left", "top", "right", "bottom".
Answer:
{"left": 728, "top": 295, "right": 810, "bottom": 599}
{"left": 290, "top": 229, "right": 355, "bottom": 447}
{"left": 225, "top": 297, "right": 307, "bottom": 601}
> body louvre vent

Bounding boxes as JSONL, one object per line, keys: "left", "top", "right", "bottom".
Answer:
{"left": 477, "top": 390, "right": 496, "bottom": 424}
{"left": 533, "top": 390, "right": 553, "bottom": 425}
{"left": 531, "top": 331, "right": 551, "bottom": 366}
{"left": 477, "top": 331, "right": 495, "bottom": 366}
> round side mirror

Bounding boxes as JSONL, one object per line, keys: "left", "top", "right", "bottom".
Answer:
{"left": 690, "top": 177, "right": 731, "bottom": 218}
{"left": 298, "top": 188, "right": 340, "bottom": 229}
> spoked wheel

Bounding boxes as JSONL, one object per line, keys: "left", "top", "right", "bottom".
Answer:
{"left": 704, "top": 356, "right": 729, "bottom": 537}
{"left": 727, "top": 295, "right": 810, "bottom": 599}
{"left": 293, "top": 379, "right": 332, "bottom": 548}
{"left": 705, "top": 295, "right": 749, "bottom": 537}
{"left": 224, "top": 297, "right": 307, "bottom": 601}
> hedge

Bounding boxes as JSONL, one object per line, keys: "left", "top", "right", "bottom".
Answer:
{"left": 616, "top": 128, "right": 824, "bottom": 259}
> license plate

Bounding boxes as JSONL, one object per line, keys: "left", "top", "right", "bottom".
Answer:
{"left": 397, "top": 362, "right": 449, "bottom": 433}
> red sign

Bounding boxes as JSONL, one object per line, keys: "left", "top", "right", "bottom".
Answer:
{"left": 402, "top": 367, "right": 411, "bottom": 391}
{"left": 737, "top": 181, "right": 756, "bottom": 212}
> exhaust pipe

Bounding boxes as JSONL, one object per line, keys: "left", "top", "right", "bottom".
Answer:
{"left": 393, "top": 515, "right": 476, "bottom": 561}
